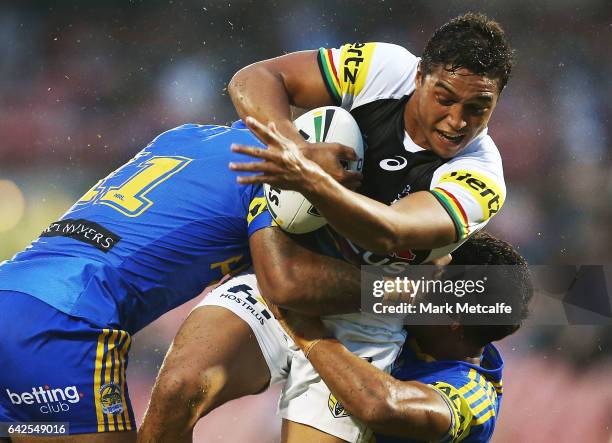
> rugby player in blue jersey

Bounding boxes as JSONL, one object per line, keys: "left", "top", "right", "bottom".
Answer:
{"left": 275, "top": 232, "right": 532, "bottom": 443}
{"left": 0, "top": 121, "right": 363, "bottom": 443}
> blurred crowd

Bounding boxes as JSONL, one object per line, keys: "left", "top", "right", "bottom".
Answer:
{"left": 1, "top": 0, "right": 611, "bottom": 441}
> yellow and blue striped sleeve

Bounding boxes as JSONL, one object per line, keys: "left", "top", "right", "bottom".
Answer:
{"left": 430, "top": 369, "right": 499, "bottom": 442}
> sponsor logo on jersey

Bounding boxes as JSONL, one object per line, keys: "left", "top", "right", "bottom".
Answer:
{"left": 391, "top": 184, "right": 411, "bottom": 204}
{"left": 99, "top": 382, "right": 124, "bottom": 415}
{"left": 328, "top": 393, "right": 350, "bottom": 418}
{"left": 338, "top": 236, "right": 416, "bottom": 273}
{"left": 41, "top": 218, "right": 120, "bottom": 252}
{"left": 340, "top": 43, "right": 375, "bottom": 96}
{"left": 218, "top": 283, "right": 272, "bottom": 326}
{"left": 379, "top": 155, "right": 408, "bottom": 171}
{"left": 6, "top": 385, "right": 83, "bottom": 414}
{"left": 438, "top": 170, "right": 504, "bottom": 219}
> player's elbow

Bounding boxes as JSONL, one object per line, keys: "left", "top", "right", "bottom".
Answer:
{"left": 228, "top": 67, "right": 248, "bottom": 102}
{"left": 229, "top": 61, "right": 281, "bottom": 102}
{"left": 365, "top": 223, "right": 405, "bottom": 255}
{"left": 367, "top": 237, "right": 399, "bottom": 256}
{"left": 362, "top": 392, "right": 452, "bottom": 440}
{"left": 353, "top": 393, "right": 399, "bottom": 430}
{"left": 256, "top": 266, "right": 301, "bottom": 308}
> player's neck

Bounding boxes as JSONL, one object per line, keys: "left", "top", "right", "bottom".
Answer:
{"left": 410, "top": 327, "right": 483, "bottom": 364}
{"left": 404, "top": 95, "right": 431, "bottom": 151}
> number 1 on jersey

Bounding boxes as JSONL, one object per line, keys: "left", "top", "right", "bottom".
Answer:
{"left": 77, "top": 156, "right": 192, "bottom": 217}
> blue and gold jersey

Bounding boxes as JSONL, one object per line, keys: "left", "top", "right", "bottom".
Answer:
{"left": 374, "top": 333, "right": 503, "bottom": 443}
{"left": 0, "top": 122, "right": 273, "bottom": 333}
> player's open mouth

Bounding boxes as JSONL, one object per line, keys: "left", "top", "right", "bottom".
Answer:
{"left": 435, "top": 129, "right": 465, "bottom": 146}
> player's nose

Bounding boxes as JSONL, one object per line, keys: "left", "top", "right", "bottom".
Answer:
{"left": 446, "top": 104, "right": 467, "bottom": 132}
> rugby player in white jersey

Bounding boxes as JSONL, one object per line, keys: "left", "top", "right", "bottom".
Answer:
{"left": 139, "top": 13, "right": 515, "bottom": 443}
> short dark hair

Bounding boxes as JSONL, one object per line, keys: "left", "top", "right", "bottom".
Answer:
{"left": 421, "top": 13, "right": 515, "bottom": 91}
{"left": 449, "top": 231, "right": 533, "bottom": 346}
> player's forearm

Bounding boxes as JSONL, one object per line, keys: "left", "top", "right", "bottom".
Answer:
{"left": 303, "top": 172, "right": 453, "bottom": 254}
{"left": 281, "top": 257, "right": 361, "bottom": 315}
{"left": 229, "top": 63, "right": 304, "bottom": 145}
{"left": 305, "top": 339, "right": 451, "bottom": 440}
{"left": 250, "top": 228, "right": 361, "bottom": 315}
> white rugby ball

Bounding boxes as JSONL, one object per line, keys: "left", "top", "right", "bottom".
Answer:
{"left": 264, "top": 106, "right": 364, "bottom": 234}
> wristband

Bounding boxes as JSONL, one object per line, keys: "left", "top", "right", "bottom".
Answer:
{"left": 303, "top": 339, "right": 322, "bottom": 359}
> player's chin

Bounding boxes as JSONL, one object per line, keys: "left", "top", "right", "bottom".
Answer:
{"left": 430, "top": 132, "right": 468, "bottom": 158}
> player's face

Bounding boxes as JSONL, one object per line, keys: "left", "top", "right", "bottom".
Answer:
{"left": 409, "top": 64, "right": 500, "bottom": 159}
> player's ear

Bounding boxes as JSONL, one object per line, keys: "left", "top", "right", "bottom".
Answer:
{"left": 415, "top": 62, "right": 424, "bottom": 87}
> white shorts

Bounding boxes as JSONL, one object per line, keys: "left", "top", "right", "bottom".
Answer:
{"left": 278, "top": 321, "right": 407, "bottom": 443}
{"left": 197, "top": 271, "right": 407, "bottom": 443}
{"left": 195, "top": 270, "right": 293, "bottom": 385}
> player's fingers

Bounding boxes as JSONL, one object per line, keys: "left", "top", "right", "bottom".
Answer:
{"left": 343, "top": 170, "right": 363, "bottom": 182}
{"left": 342, "top": 171, "right": 363, "bottom": 190}
{"left": 236, "top": 174, "right": 279, "bottom": 185}
{"left": 334, "top": 145, "right": 359, "bottom": 161}
{"left": 245, "top": 116, "right": 284, "bottom": 147}
{"left": 231, "top": 144, "right": 279, "bottom": 161}
{"left": 427, "top": 254, "right": 452, "bottom": 266}
{"left": 229, "top": 161, "right": 283, "bottom": 174}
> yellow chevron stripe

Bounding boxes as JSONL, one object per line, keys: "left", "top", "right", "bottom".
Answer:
{"left": 473, "top": 407, "right": 496, "bottom": 425}
{"left": 468, "top": 373, "right": 493, "bottom": 406}
{"left": 458, "top": 379, "right": 478, "bottom": 396}
{"left": 119, "top": 331, "right": 133, "bottom": 430}
{"left": 465, "top": 387, "right": 488, "bottom": 405}
{"left": 487, "top": 382, "right": 496, "bottom": 402}
{"left": 94, "top": 329, "right": 109, "bottom": 432}
{"left": 115, "top": 331, "right": 125, "bottom": 432}
{"left": 105, "top": 330, "right": 118, "bottom": 432}
{"left": 472, "top": 396, "right": 494, "bottom": 415}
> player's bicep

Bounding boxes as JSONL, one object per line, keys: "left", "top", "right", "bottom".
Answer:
{"left": 248, "top": 226, "right": 299, "bottom": 304}
{"left": 390, "top": 191, "right": 457, "bottom": 249}
{"left": 257, "top": 50, "right": 337, "bottom": 108}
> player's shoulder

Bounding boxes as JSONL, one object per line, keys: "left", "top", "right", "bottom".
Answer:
{"left": 322, "top": 41, "right": 417, "bottom": 71}
{"left": 149, "top": 123, "right": 230, "bottom": 143}
{"left": 430, "top": 362, "right": 502, "bottom": 442}
{"left": 319, "top": 42, "right": 419, "bottom": 109}
{"left": 450, "top": 131, "right": 502, "bottom": 174}
{"left": 146, "top": 123, "right": 259, "bottom": 151}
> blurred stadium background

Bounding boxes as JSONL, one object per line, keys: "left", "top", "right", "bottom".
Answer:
{"left": 1, "top": 0, "right": 611, "bottom": 441}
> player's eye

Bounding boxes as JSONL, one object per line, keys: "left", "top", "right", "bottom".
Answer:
{"left": 436, "top": 95, "right": 454, "bottom": 106}
{"left": 466, "top": 105, "right": 489, "bottom": 116}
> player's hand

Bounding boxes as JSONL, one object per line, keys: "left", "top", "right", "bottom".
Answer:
{"left": 230, "top": 116, "right": 362, "bottom": 191}
{"left": 427, "top": 254, "right": 452, "bottom": 266}
{"left": 299, "top": 143, "right": 362, "bottom": 190}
